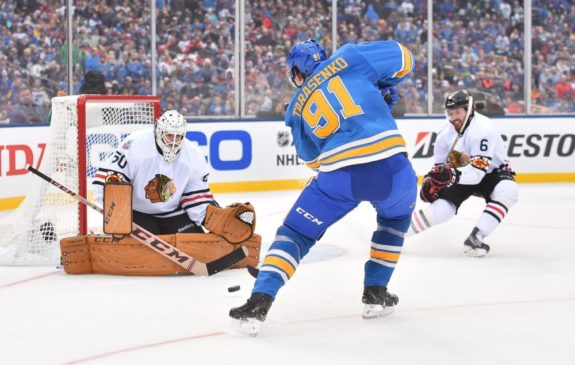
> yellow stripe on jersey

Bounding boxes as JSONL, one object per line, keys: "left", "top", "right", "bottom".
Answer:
{"left": 393, "top": 43, "right": 413, "bottom": 79}
{"left": 262, "top": 255, "right": 296, "bottom": 278}
{"left": 320, "top": 135, "right": 406, "bottom": 166}
{"left": 370, "top": 249, "right": 401, "bottom": 262}
{"left": 306, "top": 160, "right": 321, "bottom": 170}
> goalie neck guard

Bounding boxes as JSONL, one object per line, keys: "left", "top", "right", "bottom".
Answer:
{"left": 445, "top": 89, "right": 474, "bottom": 135}
{"left": 155, "top": 110, "right": 186, "bottom": 164}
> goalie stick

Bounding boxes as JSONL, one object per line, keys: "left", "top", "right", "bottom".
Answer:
{"left": 26, "top": 164, "right": 247, "bottom": 276}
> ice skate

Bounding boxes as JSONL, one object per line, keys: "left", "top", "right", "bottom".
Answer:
{"left": 362, "top": 286, "right": 398, "bottom": 319}
{"left": 463, "top": 228, "right": 490, "bottom": 257}
{"left": 229, "top": 292, "right": 273, "bottom": 336}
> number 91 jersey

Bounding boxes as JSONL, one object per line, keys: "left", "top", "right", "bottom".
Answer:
{"left": 284, "top": 40, "right": 414, "bottom": 172}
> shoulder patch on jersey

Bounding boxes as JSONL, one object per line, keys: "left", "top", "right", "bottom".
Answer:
{"left": 105, "top": 171, "right": 128, "bottom": 183}
{"left": 145, "top": 174, "right": 177, "bottom": 203}
{"left": 122, "top": 140, "right": 132, "bottom": 150}
{"left": 469, "top": 156, "right": 491, "bottom": 171}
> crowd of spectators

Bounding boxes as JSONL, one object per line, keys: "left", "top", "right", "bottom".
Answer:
{"left": 1, "top": 0, "right": 574, "bottom": 124}
{"left": 530, "top": 0, "right": 575, "bottom": 113}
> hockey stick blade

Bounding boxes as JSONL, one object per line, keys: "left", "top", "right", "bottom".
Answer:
{"left": 247, "top": 265, "right": 260, "bottom": 278}
{"left": 206, "top": 247, "right": 249, "bottom": 275}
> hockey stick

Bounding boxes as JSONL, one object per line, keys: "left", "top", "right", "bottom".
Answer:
{"left": 26, "top": 164, "right": 247, "bottom": 276}
{"left": 247, "top": 265, "right": 260, "bottom": 278}
{"left": 443, "top": 134, "right": 463, "bottom": 166}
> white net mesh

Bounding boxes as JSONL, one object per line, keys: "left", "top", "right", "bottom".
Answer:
{"left": 0, "top": 95, "right": 159, "bottom": 265}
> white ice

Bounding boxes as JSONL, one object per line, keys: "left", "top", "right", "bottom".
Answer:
{"left": 1, "top": 184, "right": 574, "bottom": 365}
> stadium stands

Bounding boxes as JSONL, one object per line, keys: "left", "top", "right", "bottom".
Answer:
{"left": 0, "top": 0, "right": 573, "bottom": 122}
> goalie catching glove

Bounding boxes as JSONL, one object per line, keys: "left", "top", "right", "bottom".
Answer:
{"left": 204, "top": 202, "right": 256, "bottom": 244}
{"left": 420, "top": 164, "right": 461, "bottom": 203}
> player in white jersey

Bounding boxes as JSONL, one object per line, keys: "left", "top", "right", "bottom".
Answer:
{"left": 408, "top": 90, "right": 519, "bottom": 256}
{"left": 93, "top": 110, "right": 217, "bottom": 234}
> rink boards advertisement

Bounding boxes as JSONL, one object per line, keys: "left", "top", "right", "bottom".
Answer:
{"left": 1, "top": 117, "right": 574, "bottom": 210}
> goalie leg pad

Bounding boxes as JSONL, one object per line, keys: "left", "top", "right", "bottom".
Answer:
{"left": 176, "top": 233, "right": 261, "bottom": 270}
{"left": 60, "top": 233, "right": 261, "bottom": 275}
{"left": 60, "top": 236, "right": 93, "bottom": 274}
{"left": 90, "top": 234, "right": 178, "bottom": 275}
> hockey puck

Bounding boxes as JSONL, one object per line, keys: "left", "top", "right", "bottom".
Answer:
{"left": 228, "top": 285, "right": 241, "bottom": 293}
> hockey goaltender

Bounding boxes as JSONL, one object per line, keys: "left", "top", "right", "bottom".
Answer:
{"left": 59, "top": 183, "right": 260, "bottom": 276}
{"left": 58, "top": 109, "right": 260, "bottom": 275}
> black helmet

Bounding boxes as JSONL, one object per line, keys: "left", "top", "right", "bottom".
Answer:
{"left": 445, "top": 89, "right": 475, "bottom": 134}
{"left": 445, "top": 89, "right": 473, "bottom": 111}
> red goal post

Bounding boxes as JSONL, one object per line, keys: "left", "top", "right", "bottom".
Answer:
{"left": 75, "top": 95, "right": 161, "bottom": 235}
{"left": 0, "top": 95, "right": 161, "bottom": 265}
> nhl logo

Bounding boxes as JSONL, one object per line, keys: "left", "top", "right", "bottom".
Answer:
{"left": 277, "top": 131, "right": 291, "bottom": 147}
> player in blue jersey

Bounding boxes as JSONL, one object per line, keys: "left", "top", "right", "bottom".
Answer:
{"left": 230, "top": 39, "right": 418, "bottom": 335}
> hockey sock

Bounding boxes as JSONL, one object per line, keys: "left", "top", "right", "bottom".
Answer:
{"left": 408, "top": 199, "right": 456, "bottom": 236}
{"left": 475, "top": 200, "right": 510, "bottom": 237}
{"left": 365, "top": 215, "right": 409, "bottom": 286}
{"left": 253, "top": 225, "right": 313, "bottom": 298}
{"left": 476, "top": 179, "right": 518, "bottom": 238}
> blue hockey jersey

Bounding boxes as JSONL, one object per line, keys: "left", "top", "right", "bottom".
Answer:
{"left": 285, "top": 40, "right": 414, "bottom": 172}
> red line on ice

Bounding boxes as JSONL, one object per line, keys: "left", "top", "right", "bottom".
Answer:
{"left": 63, "top": 332, "right": 224, "bottom": 364}
{"left": 0, "top": 270, "right": 60, "bottom": 289}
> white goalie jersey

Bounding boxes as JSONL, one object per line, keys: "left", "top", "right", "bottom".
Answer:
{"left": 92, "top": 129, "right": 216, "bottom": 225}
{"left": 434, "top": 112, "right": 509, "bottom": 185}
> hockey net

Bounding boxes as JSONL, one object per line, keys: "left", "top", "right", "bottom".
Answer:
{"left": 0, "top": 95, "right": 161, "bottom": 265}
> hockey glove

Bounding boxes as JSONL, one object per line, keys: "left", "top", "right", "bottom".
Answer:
{"left": 448, "top": 150, "right": 470, "bottom": 168}
{"left": 204, "top": 202, "right": 256, "bottom": 244}
{"left": 420, "top": 165, "right": 461, "bottom": 203}
{"left": 380, "top": 87, "right": 399, "bottom": 109}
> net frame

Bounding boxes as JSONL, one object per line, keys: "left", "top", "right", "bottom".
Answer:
{"left": 76, "top": 95, "right": 161, "bottom": 235}
{"left": 0, "top": 95, "right": 161, "bottom": 265}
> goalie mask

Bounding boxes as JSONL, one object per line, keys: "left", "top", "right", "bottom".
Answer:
{"left": 155, "top": 110, "right": 186, "bottom": 164}
{"left": 287, "top": 39, "right": 327, "bottom": 88}
{"left": 445, "top": 89, "right": 474, "bottom": 135}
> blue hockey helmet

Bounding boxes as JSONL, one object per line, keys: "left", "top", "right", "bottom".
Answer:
{"left": 287, "top": 39, "right": 327, "bottom": 87}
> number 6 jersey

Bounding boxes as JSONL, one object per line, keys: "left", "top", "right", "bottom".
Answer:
{"left": 434, "top": 112, "right": 510, "bottom": 185}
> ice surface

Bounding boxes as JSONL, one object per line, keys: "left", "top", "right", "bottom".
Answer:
{"left": 1, "top": 184, "right": 574, "bottom": 365}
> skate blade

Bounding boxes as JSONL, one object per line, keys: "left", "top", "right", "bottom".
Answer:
{"left": 362, "top": 304, "right": 395, "bottom": 319}
{"left": 463, "top": 247, "right": 488, "bottom": 257}
{"left": 231, "top": 318, "right": 263, "bottom": 337}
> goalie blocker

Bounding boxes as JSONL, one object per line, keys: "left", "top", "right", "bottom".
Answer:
{"left": 60, "top": 233, "right": 261, "bottom": 276}
{"left": 103, "top": 182, "right": 133, "bottom": 236}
